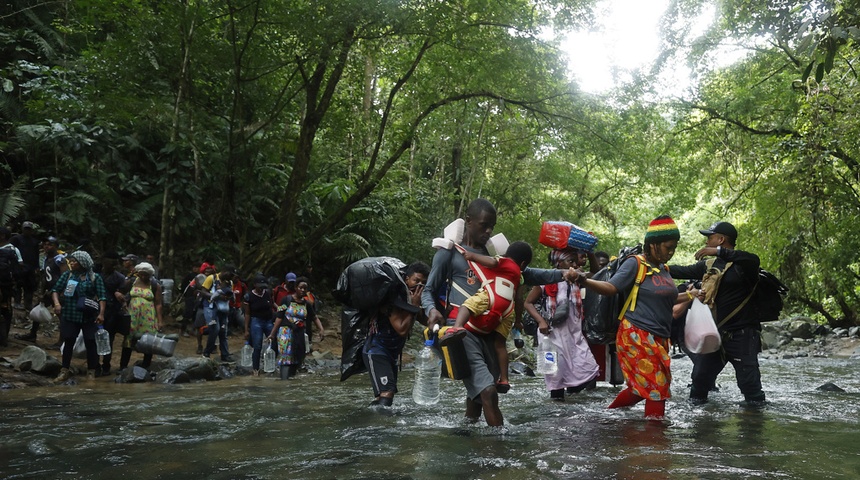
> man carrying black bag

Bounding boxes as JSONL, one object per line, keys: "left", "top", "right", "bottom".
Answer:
{"left": 668, "top": 221, "right": 767, "bottom": 406}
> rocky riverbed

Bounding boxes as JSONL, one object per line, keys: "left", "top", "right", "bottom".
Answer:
{"left": 2, "top": 311, "right": 859, "bottom": 389}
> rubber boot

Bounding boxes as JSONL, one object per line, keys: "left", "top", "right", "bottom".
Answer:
{"left": 644, "top": 399, "right": 666, "bottom": 420}
{"left": 550, "top": 389, "right": 565, "bottom": 401}
{"left": 608, "top": 388, "right": 644, "bottom": 409}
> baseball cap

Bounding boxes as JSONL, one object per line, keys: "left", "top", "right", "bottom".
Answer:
{"left": 699, "top": 221, "right": 738, "bottom": 242}
{"left": 22, "top": 221, "right": 35, "bottom": 229}
{"left": 285, "top": 272, "right": 297, "bottom": 282}
{"left": 122, "top": 254, "right": 138, "bottom": 262}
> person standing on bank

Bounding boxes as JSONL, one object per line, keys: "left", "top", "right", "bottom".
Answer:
{"left": 51, "top": 251, "right": 107, "bottom": 382}
{"left": 573, "top": 216, "right": 698, "bottom": 420}
{"left": 668, "top": 221, "right": 765, "bottom": 405}
{"left": 421, "top": 198, "right": 576, "bottom": 426}
{"left": 269, "top": 276, "right": 323, "bottom": 379}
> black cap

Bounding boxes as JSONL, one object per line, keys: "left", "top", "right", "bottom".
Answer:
{"left": 699, "top": 221, "right": 738, "bottom": 242}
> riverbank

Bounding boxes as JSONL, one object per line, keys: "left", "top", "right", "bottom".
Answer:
{"left": 0, "top": 301, "right": 348, "bottom": 388}
{"left": 3, "top": 308, "right": 859, "bottom": 389}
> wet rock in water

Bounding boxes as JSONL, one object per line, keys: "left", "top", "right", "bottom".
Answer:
{"left": 1, "top": 382, "right": 16, "bottom": 389}
{"left": 11, "top": 346, "right": 62, "bottom": 376}
{"left": 118, "top": 366, "right": 151, "bottom": 383}
{"left": 155, "top": 369, "right": 190, "bottom": 384}
{"left": 235, "top": 365, "right": 254, "bottom": 376}
{"left": 832, "top": 327, "right": 849, "bottom": 338}
{"left": 218, "top": 365, "right": 234, "bottom": 379}
{"left": 174, "top": 357, "right": 217, "bottom": 381}
{"left": 816, "top": 382, "right": 846, "bottom": 392}
{"left": 510, "top": 361, "right": 535, "bottom": 377}
{"left": 849, "top": 326, "right": 860, "bottom": 338}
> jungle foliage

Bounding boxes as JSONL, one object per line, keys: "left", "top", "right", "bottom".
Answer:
{"left": 2, "top": 0, "right": 859, "bottom": 325}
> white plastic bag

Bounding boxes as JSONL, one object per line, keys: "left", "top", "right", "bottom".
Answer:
{"left": 684, "top": 298, "right": 721, "bottom": 354}
{"left": 73, "top": 331, "right": 87, "bottom": 359}
{"left": 29, "top": 304, "right": 52, "bottom": 324}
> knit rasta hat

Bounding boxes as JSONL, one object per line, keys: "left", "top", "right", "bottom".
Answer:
{"left": 644, "top": 215, "right": 680, "bottom": 243}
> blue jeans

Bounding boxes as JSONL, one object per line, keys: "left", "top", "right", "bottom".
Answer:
{"left": 203, "top": 304, "right": 230, "bottom": 359}
{"left": 250, "top": 316, "right": 276, "bottom": 370}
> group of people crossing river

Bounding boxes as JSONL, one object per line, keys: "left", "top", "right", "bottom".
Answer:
{"left": 355, "top": 198, "right": 767, "bottom": 426}
{"left": 2, "top": 198, "right": 767, "bottom": 427}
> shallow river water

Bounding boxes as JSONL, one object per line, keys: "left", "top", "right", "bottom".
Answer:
{"left": 2, "top": 355, "right": 859, "bottom": 479}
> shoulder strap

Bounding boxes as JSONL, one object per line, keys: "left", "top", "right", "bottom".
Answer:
{"left": 618, "top": 255, "right": 649, "bottom": 320}
{"left": 716, "top": 279, "right": 758, "bottom": 329}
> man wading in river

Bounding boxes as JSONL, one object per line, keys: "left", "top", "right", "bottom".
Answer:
{"left": 668, "top": 221, "right": 766, "bottom": 405}
{"left": 421, "top": 198, "right": 575, "bottom": 426}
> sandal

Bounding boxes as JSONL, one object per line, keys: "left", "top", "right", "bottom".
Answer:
{"left": 439, "top": 327, "right": 467, "bottom": 346}
{"left": 496, "top": 381, "right": 511, "bottom": 394}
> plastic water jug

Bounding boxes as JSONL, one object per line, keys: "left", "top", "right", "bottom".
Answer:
{"left": 263, "top": 339, "right": 276, "bottom": 373}
{"left": 412, "top": 340, "right": 441, "bottom": 405}
{"left": 241, "top": 342, "right": 253, "bottom": 367}
{"left": 95, "top": 325, "right": 111, "bottom": 355}
{"left": 535, "top": 334, "right": 558, "bottom": 375}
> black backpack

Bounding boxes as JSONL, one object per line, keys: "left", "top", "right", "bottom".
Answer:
{"left": 751, "top": 269, "right": 788, "bottom": 322}
{"left": 582, "top": 244, "right": 643, "bottom": 344}
{"left": 717, "top": 267, "right": 789, "bottom": 327}
{"left": 0, "top": 247, "right": 19, "bottom": 285}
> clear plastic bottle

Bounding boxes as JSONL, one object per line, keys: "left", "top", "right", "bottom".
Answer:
{"left": 263, "top": 339, "right": 276, "bottom": 373}
{"left": 535, "top": 334, "right": 558, "bottom": 375}
{"left": 412, "top": 339, "right": 441, "bottom": 405}
{"left": 95, "top": 325, "right": 111, "bottom": 356}
{"left": 241, "top": 342, "right": 253, "bottom": 367}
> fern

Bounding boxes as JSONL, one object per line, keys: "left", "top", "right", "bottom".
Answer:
{"left": 0, "top": 177, "right": 27, "bottom": 225}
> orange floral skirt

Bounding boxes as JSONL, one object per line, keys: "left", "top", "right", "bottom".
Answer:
{"left": 616, "top": 318, "right": 672, "bottom": 401}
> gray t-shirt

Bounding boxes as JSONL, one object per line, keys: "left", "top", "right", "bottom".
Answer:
{"left": 608, "top": 256, "right": 677, "bottom": 338}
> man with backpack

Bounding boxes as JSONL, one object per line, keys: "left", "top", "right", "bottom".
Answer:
{"left": 668, "top": 221, "right": 767, "bottom": 406}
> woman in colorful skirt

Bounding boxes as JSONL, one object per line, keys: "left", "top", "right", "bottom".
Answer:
{"left": 268, "top": 277, "right": 324, "bottom": 379}
{"left": 120, "top": 262, "right": 163, "bottom": 370}
{"left": 575, "top": 216, "right": 698, "bottom": 419}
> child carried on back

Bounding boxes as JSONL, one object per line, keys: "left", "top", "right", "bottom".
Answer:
{"left": 442, "top": 241, "right": 533, "bottom": 393}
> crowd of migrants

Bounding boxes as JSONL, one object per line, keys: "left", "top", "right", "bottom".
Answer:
{"left": 0, "top": 200, "right": 768, "bottom": 425}
{"left": 0, "top": 223, "right": 323, "bottom": 382}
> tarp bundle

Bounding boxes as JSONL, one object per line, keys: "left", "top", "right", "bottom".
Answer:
{"left": 333, "top": 256, "right": 409, "bottom": 382}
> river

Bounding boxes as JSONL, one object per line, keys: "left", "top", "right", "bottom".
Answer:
{"left": 2, "top": 355, "right": 859, "bottom": 479}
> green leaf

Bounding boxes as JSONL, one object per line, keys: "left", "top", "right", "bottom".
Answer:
{"left": 802, "top": 61, "right": 815, "bottom": 81}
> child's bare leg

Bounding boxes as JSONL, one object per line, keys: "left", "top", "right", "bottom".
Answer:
{"left": 495, "top": 332, "right": 509, "bottom": 385}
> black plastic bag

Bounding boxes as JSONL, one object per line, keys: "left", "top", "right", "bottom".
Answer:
{"left": 340, "top": 308, "right": 372, "bottom": 382}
